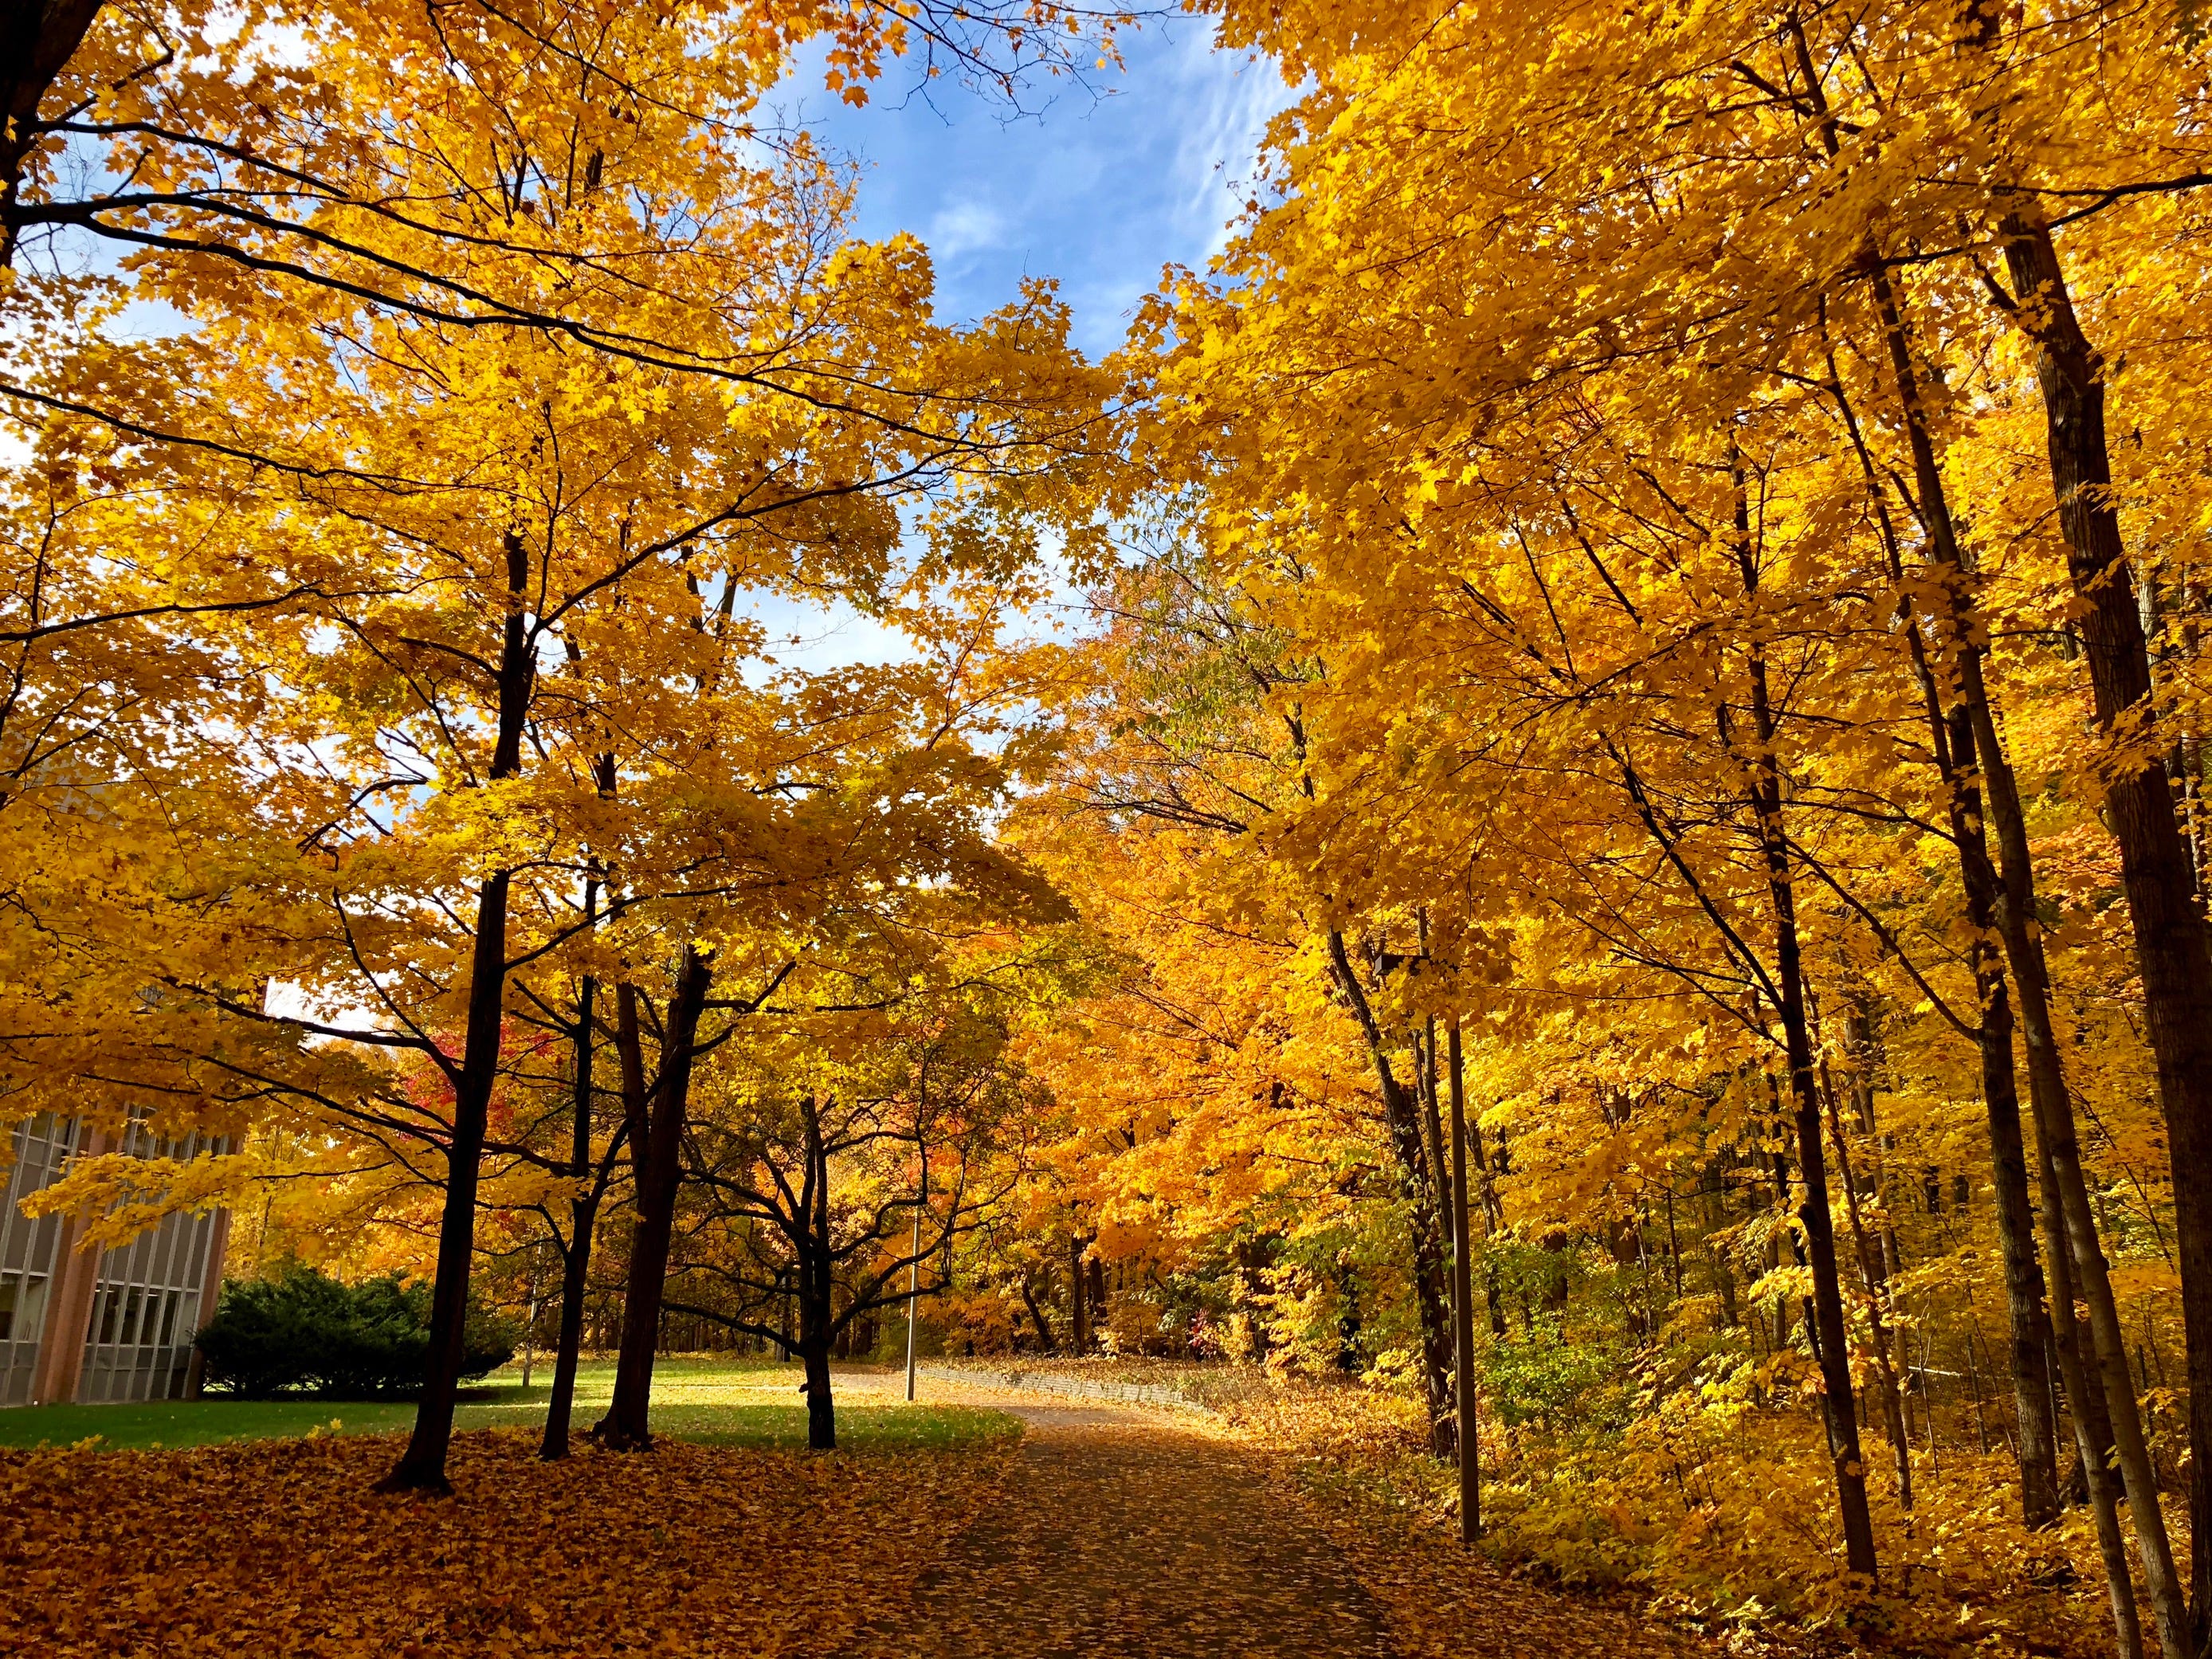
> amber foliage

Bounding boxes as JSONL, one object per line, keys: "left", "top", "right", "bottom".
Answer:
{"left": 1217, "top": 1383, "right": 2116, "bottom": 1656}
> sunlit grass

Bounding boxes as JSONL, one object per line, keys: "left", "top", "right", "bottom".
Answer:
{"left": 0, "top": 1355, "right": 1016, "bottom": 1453}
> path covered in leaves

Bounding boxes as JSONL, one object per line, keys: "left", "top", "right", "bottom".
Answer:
{"left": 845, "top": 1401, "right": 1394, "bottom": 1657}
{"left": 845, "top": 1380, "right": 1715, "bottom": 1659}
{"left": 2, "top": 1375, "right": 1716, "bottom": 1657}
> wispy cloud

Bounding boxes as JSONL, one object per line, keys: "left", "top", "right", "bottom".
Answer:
{"left": 1163, "top": 28, "right": 1300, "bottom": 263}
{"left": 786, "top": 22, "right": 1300, "bottom": 355}
{"left": 927, "top": 199, "right": 1009, "bottom": 261}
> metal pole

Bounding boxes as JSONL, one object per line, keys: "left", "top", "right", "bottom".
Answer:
{"left": 904, "top": 1202, "right": 922, "bottom": 1402}
{"left": 1447, "top": 1016, "right": 1481, "bottom": 1540}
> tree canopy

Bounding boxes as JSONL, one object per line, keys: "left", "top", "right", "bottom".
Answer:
{"left": 13, "top": 0, "right": 2212, "bottom": 1652}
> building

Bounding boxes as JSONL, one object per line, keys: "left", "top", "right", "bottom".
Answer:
{"left": 0, "top": 1113, "right": 229, "bottom": 1407}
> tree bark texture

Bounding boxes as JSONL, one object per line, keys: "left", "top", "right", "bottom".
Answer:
{"left": 597, "top": 947, "right": 714, "bottom": 1450}
{"left": 1863, "top": 254, "right": 2067, "bottom": 1524}
{"left": 543, "top": 889, "right": 600, "bottom": 1463}
{"left": 1822, "top": 1065, "right": 1913, "bottom": 1511}
{"left": 1845, "top": 237, "right": 2163, "bottom": 1651}
{"left": 0, "top": 0, "right": 107, "bottom": 268}
{"left": 1069, "top": 1233, "right": 1092, "bottom": 1355}
{"left": 381, "top": 529, "right": 534, "bottom": 1492}
{"left": 1447, "top": 1018, "right": 1481, "bottom": 1541}
{"left": 2000, "top": 214, "right": 2207, "bottom": 1657}
{"left": 799, "top": 1089, "right": 837, "bottom": 1450}
{"left": 379, "top": 872, "right": 509, "bottom": 1492}
{"left": 1324, "top": 928, "right": 1457, "bottom": 1460}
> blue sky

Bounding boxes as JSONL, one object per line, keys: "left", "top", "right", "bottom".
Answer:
{"left": 743, "top": 20, "right": 1296, "bottom": 669}
{"left": 775, "top": 19, "right": 1296, "bottom": 359}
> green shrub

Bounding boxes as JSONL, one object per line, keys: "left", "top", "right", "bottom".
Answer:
{"left": 195, "top": 1265, "right": 517, "bottom": 1398}
{"left": 1481, "top": 1324, "right": 1622, "bottom": 1430}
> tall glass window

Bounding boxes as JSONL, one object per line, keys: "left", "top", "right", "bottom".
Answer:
{"left": 75, "top": 1121, "right": 224, "bottom": 1406}
{"left": 0, "top": 1115, "right": 77, "bottom": 1406}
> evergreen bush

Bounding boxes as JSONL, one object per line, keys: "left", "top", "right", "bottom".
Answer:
{"left": 195, "top": 1265, "right": 517, "bottom": 1397}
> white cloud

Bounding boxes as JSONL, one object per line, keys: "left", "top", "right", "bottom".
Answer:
{"left": 1163, "top": 26, "right": 1302, "bottom": 264}
{"left": 927, "top": 198, "right": 1009, "bottom": 261}
{"left": 735, "top": 590, "right": 920, "bottom": 680}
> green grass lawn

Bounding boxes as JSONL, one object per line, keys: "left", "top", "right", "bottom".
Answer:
{"left": 0, "top": 1355, "right": 1018, "bottom": 1453}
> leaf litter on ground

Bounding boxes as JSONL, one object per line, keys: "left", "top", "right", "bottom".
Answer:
{"left": 2, "top": 1427, "right": 1014, "bottom": 1657}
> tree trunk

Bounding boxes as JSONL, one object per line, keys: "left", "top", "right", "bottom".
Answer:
{"left": 1714, "top": 1238, "right": 1740, "bottom": 1333}
{"left": 1975, "top": 971, "right": 2062, "bottom": 1524}
{"left": 802, "top": 1328, "right": 835, "bottom": 1450}
{"left": 904, "top": 1202, "right": 923, "bottom": 1402}
{"left": 1939, "top": 705, "right": 2064, "bottom": 1529}
{"left": 2001, "top": 214, "right": 2212, "bottom": 1651}
{"left": 2041, "top": 1126, "right": 2146, "bottom": 1659}
{"left": 1979, "top": 601, "right": 2168, "bottom": 1659}
{"left": 1069, "top": 1233, "right": 1092, "bottom": 1355}
{"left": 1418, "top": 1018, "right": 1451, "bottom": 1261}
{"left": 800, "top": 1090, "right": 836, "bottom": 1450}
{"left": 1467, "top": 1113, "right": 1509, "bottom": 1338}
{"left": 1795, "top": 25, "right": 2105, "bottom": 1565}
{"left": 1830, "top": 231, "right": 2169, "bottom": 1650}
{"left": 1822, "top": 1063, "right": 1913, "bottom": 1509}
{"left": 540, "top": 1198, "right": 598, "bottom": 1461}
{"left": 1416, "top": 1014, "right": 1469, "bottom": 1374}
{"left": 1920, "top": 692, "right": 2065, "bottom": 1528}
{"left": 1783, "top": 27, "right": 2157, "bottom": 1611}
{"left": 542, "top": 880, "right": 600, "bottom": 1461}
{"left": 597, "top": 947, "right": 714, "bottom": 1451}
{"left": 379, "top": 528, "right": 534, "bottom": 1493}
{"left": 378, "top": 873, "right": 509, "bottom": 1494}
{"left": 1020, "top": 1276, "right": 1058, "bottom": 1354}
{"left": 1414, "top": 1018, "right": 1460, "bottom": 1461}
{"left": 0, "top": 0, "right": 107, "bottom": 269}
{"left": 1857, "top": 251, "right": 2071, "bottom": 1524}
{"left": 1324, "top": 928, "right": 1457, "bottom": 1459}
{"left": 1849, "top": 210, "right": 2175, "bottom": 1646}
{"left": 1775, "top": 1032, "right": 1877, "bottom": 1575}
{"left": 1447, "top": 1018, "right": 1481, "bottom": 1542}
{"left": 1732, "top": 475, "right": 1878, "bottom": 1577}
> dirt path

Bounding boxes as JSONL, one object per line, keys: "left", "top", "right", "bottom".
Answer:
{"left": 837, "top": 1377, "right": 1712, "bottom": 1659}
{"left": 842, "top": 1396, "right": 1392, "bottom": 1657}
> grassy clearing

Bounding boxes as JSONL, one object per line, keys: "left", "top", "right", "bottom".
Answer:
{"left": 0, "top": 1355, "right": 1018, "bottom": 1453}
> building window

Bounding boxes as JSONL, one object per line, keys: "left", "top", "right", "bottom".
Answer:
{"left": 0, "top": 1116, "right": 76, "bottom": 1406}
{"left": 1, "top": 1115, "right": 227, "bottom": 1408}
{"left": 74, "top": 1123, "right": 224, "bottom": 1406}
